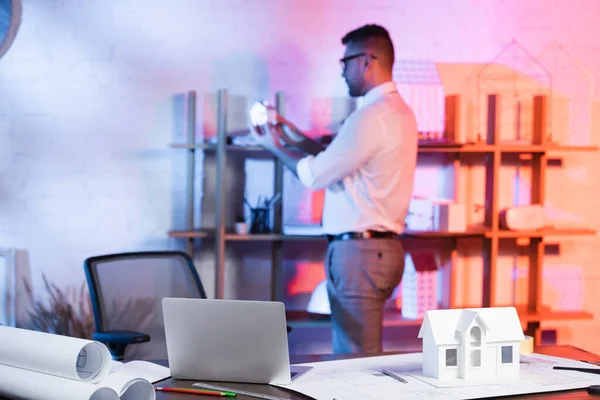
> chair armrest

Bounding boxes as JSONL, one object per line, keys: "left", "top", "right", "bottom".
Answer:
{"left": 93, "top": 330, "right": 150, "bottom": 345}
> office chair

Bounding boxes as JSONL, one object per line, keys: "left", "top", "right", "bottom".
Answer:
{"left": 84, "top": 251, "right": 206, "bottom": 361}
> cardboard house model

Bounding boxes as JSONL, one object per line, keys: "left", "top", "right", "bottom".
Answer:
{"left": 401, "top": 252, "right": 438, "bottom": 319}
{"left": 418, "top": 307, "right": 524, "bottom": 381}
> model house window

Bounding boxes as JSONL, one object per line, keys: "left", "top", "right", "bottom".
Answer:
{"left": 446, "top": 348, "right": 457, "bottom": 367}
{"left": 501, "top": 345, "right": 513, "bottom": 364}
{"left": 470, "top": 349, "right": 481, "bottom": 367}
{"left": 469, "top": 326, "right": 482, "bottom": 368}
{"left": 470, "top": 326, "right": 482, "bottom": 345}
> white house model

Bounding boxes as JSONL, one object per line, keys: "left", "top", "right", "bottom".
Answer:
{"left": 418, "top": 307, "right": 524, "bottom": 381}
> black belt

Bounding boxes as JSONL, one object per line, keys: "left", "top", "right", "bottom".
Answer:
{"left": 326, "top": 230, "right": 397, "bottom": 243}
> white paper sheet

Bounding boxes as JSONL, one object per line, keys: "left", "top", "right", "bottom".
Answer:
{"left": 276, "top": 353, "right": 600, "bottom": 400}
{"left": 0, "top": 363, "right": 119, "bottom": 400}
{"left": 112, "top": 360, "right": 171, "bottom": 383}
{"left": 0, "top": 326, "right": 112, "bottom": 382}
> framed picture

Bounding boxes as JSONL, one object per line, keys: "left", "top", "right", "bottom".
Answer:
{"left": 0, "top": 247, "right": 16, "bottom": 326}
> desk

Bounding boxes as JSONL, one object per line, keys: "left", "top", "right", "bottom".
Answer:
{"left": 0, "top": 346, "right": 596, "bottom": 399}
{"left": 155, "top": 345, "right": 600, "bottom": 399}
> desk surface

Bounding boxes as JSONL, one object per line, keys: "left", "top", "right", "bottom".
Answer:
{"left": 155, "top": 345, "right": 600, "bottom": 399}
{"left": 0, "top": 345, "right": 596, "bottom": 399}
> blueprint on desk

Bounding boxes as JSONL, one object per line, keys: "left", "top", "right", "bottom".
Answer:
{"left": 275, "top": 353, "right": 600, "bottom": 400}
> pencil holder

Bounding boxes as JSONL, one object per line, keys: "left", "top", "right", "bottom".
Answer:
{"left": 249, "top": 207, "right": 271, "bottom": 234}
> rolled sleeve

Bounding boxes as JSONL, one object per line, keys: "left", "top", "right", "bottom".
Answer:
{"left": 301, "top": 110, "right": 382, "bottom": 190}
{"left": 296, "top": 155, "right": 315, "bottom": 188}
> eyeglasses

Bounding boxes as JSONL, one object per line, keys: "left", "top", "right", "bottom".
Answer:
{"left": 339, "top": 52, "right": 377, "bottom": 71}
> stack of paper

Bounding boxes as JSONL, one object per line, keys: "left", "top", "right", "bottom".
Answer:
{"left": 0, "top": 326, "right": 170, "bottom": 400}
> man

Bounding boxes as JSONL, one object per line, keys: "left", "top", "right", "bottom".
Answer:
{"left": 251, "top": 24, "right": 418, "bottom": 354}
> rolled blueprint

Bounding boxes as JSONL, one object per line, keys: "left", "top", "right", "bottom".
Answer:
{"left": 0, "top": 326, "right": 112, "bottom": 382}
{"left": 104, "top": 359, "right": 170, "bottom": 400}
{"left": 100, "top": 371, "right": 155, "bottom": 400}
{"left": 0, "top": 363, "right": 119, "bottom": 400}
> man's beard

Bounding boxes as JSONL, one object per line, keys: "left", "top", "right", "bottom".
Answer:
{"left": 347, "top": 82, "right": 361, "bottom": 97}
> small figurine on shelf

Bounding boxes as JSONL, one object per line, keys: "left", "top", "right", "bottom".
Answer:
{"left": 234, "top": 216, "right": 247, "bottom": 235}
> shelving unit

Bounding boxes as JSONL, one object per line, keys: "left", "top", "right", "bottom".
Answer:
{"left": 169, "top": 89, "right": 597, "bottom": 343}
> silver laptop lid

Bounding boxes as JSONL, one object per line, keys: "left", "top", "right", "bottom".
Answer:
{"left": 162, "top": 298, "right": 292, "bottom": 384}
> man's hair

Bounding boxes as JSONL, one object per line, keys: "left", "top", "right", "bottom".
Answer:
{"left": 341, "top": 24, "right": 394, "bottom": 69}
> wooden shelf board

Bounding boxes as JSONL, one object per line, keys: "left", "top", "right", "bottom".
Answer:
{"left": 169, "top": 229, "right": 490, "bottom": 241}
{"left": 225, "top": 233, "right": 324, "bottom": 241}
{"left": 170, "top": 143, "right": 266, "bottom": 152}
{"left": 499, "top": 144, "right": 598, "bottom": 153}
{"left": 543, "top": 144, "right": 598, "bottom": 152}
{"left": 170, "top": 227, "right": 595, "bottom": 241}
{"left": 402, "top": 228, "right": 487, "bottom": 238}
{"left": 168, "top": 231, "right": 324, "bottom": 240}
{"left": 172, "top": 142, "right": 491, "bottom": 153}
{"left": 287, "top": 307, "right": 593, "bottom": 328}
{"left": 168, "top": 230, "right": 214, "bottom": 238}
{"left": 488, "top": 227, "right": 596, "bottom": 238}
{"left": 519, "top": 309, "right": 594, "bottom": 323}
{"left": 417, "top": 144, "right": 492, "bottom": 153}
{"left": 171, "top": 142, "right": 598, "bottom": 153}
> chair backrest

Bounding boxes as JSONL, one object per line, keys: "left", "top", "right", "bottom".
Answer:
{"left": 84, "top": 251, "right": 206, "bottom": 361}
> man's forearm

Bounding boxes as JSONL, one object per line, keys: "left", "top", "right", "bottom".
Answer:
{"left": 268, "top": 145, "right": 306, "bottom": 179}
{"left": 293, "top": 138, "right": 326, "bottom": 156}
{"left": 283, "top": 126, "right": 325, "bottom": 156}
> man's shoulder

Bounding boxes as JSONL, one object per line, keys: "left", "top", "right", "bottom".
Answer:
{"left": 351, "top": 93, "right": 413, "bottom": 122}
{"left": 346, "top": 98, "right": 388, "bottom": 121}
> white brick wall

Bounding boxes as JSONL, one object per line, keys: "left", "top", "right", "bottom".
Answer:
{"left": 1, "top": 0, "right": 599, "bottom": 350}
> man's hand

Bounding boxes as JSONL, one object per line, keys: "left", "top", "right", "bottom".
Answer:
{"left": 251, "top": 114, "right": 325, "bottom": 157}
{"left": 274, "top": 115, "right": 304, "bottom": 145}
{"left": 249, "top": 123, "right": 284, "bottom": 151}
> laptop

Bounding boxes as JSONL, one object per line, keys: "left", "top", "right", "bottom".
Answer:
{"left": 162, "top": 297, "right": 311, "bottom": 385}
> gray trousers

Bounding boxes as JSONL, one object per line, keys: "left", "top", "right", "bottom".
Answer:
{"left": 325, "top": 238, "right": 405, "bottom": 354}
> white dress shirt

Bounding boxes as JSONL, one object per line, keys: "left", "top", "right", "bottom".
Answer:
{"left": 296, "top": 81, "right": 418, "bottom": 235}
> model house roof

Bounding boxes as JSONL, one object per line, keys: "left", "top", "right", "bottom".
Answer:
{"left": 418, "top": 307, "right": 524, "bottom": 345}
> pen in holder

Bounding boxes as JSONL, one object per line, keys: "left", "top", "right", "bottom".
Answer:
{"left": 249, "top": 207, "right": 271, "bottom": 234}
{"left": 245, "top": 193, "right": 281, "bottom": 234}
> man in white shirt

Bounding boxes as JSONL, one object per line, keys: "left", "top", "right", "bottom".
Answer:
{"left": 251, "top": 24, "right": 418, "bottom": 354}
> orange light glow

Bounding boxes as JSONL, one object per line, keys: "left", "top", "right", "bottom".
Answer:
{"left": 287, "top": 262, "right": 326, "bottom": 296}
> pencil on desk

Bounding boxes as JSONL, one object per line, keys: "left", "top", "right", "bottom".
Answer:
{"left": 553, "top": 366, "right": 600, "bottom": 375}
{"left": 156, "top": 387, "right": 237, "bottom": 397}
{"left": 380, "top": 368, "right": 408, "bottom": 383}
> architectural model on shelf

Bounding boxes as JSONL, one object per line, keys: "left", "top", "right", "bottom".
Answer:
{"left": 168, "top": 87, "right": 597, "bottom": 341}
{"left": 418, "top": 307, "right": 524, "bottom": 381}
{"left": 392, "top": 59, "right": 445, "bottom": 136}
{"left": 401, "top": 252, "right": 439, "bottom": 320}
